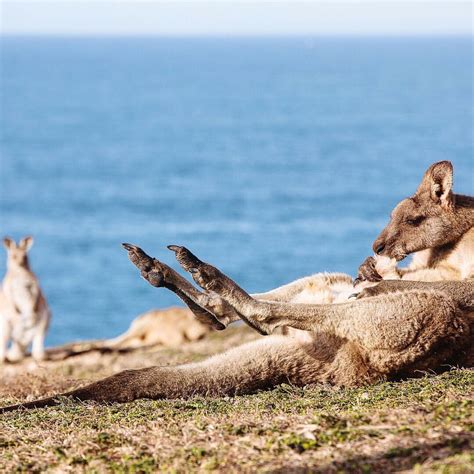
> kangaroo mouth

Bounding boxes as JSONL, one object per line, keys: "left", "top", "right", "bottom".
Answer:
{"left": 393, "top": 249, "right": 408, "bottom": 262}
{"left": 383, "top": 246, "right": 408, "bottom": 262}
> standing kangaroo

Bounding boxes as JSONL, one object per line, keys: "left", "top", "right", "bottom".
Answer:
{"left": 1, "top": 160, "right": 472, "bottom": 412}
{"left": 0, "top": 237, "right": 51, "bottom": 363}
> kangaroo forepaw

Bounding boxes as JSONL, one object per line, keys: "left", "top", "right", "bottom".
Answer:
{"left": 356, "top": 281, "right": 400, "bottom": 299}
{"left": 356, "top": 287, "right": 378, "bottom": 299}
{"left": 354, "top": 256, "right": 383, "bottom": 287}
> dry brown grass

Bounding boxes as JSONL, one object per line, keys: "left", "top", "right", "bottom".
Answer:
{"left": 0, "top": 326, "right": 473, "bottom": 473}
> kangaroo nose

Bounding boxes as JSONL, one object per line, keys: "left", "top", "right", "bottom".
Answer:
{"left": 375, "top": 243, "right": 385, "bottom": 255}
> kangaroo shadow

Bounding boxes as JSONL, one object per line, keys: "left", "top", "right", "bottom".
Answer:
{"left": 269, "top": 434, "right": 470, "bottom": 474}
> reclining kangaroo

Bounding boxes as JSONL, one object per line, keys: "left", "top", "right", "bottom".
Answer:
{"left": 0, "top": 237, "right": 51, "bottom": 363}
{"left": 1, "top": 161, "right": 472, "bottom": 411}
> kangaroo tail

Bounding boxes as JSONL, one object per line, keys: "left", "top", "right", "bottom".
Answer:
{"left": 101, "top": 330, "right": 135, "bottom": 349}
{"left": 0, "top": 396, "right": 66, "bottom": 413}
{"left": 1, "top": 336, "right": 317, "bottom": 413}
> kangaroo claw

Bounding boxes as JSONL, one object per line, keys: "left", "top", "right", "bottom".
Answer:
{"left": 168, "top": 245, "right": 204, "bottom": 272}
{"left": 122, "top": 243, "right": 155, "bottom": 272}
{"left": 356, "top": 256, "right": 383, "bottom": 285}
{"left": 122, "top": 243, "right": 136, "bottom": 251}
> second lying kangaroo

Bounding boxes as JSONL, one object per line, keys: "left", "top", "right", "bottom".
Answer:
{"left": 1, "top": 243, "right": 472, "bottom": 412}
{"left": 104, "top": 307, "right": 210, "bottom": 349}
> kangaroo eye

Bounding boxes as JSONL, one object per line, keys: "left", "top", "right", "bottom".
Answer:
{"left": 406, "top": 216, "right": 425, "bottom": 226}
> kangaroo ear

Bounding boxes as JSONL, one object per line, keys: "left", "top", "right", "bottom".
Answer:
{"left": 19, "top": 236, "right": 34, "bottom": 251}
{"left": 3, "top": 237, "right": 15, "bottom": 250}
{"left": 417, "top": 161, "right": 454, "bottom": 209}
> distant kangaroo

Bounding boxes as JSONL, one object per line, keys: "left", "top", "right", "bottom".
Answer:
{"left": 1, "top": 160, "right": 472, "bottom": 411}
{"left": 0, "top": 237, "right": 51, "bottom": 363}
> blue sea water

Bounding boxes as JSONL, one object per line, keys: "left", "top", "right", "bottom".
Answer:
{"left": 0, "top": 37, "right": 472, "bottom": 346}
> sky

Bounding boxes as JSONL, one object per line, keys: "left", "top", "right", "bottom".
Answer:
{"left": 0, "top": 1, "right": 472, "bottom": 36}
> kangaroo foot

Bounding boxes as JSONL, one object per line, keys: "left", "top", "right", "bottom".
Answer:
{"left": 122, "top": 243, "right": 154, "bottom": 272}
{"left": 123, "top": 243, "right": 176, "bottom": 288}
{"left": 7, "top": 344, "right": 26, "bottom": 363}
{"left": 196, "top": 291, "right": 242, "bottom": 327}
{"left": 167, "top": 245, "right": 204, "bottom": 273}
{"left": 123, "top": 243, "right": 230, "bottom": 330}
{"left": 167, "top": 245, "right": 271, "bottom": 336}
{"left": 168, "top": 245, "right": 234, "bottom": 295}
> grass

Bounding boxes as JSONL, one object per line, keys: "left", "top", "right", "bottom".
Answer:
{"left": 0, "top": 327, "right": 472, "bottom": 473}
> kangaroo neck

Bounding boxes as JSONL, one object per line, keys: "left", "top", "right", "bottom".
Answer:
{"left": 453, "top": 194, "right": 474, "bottom": 234}
{"left": 6, "top": 261, "right": 31, "bottom": 274}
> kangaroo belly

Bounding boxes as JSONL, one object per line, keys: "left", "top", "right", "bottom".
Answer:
{"left": 392, "top": 312, "right": 473, "bottom": 379}
{"left": 12, "top": 324, "right": 37, "bottom": 346}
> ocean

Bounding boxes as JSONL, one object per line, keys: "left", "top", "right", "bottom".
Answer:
{"left": 0, "top": 36, "right": 472, "bottom": 346}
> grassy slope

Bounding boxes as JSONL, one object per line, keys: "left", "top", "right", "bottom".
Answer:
{"left": 0, "top": 327, "right": 472, "bottom": 473}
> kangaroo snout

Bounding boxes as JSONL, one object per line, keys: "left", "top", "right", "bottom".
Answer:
{"left": 373, "top": 241, "right": 385, "bottom": 255}
{"left": 372, "top": 235, "right": 387, "bottom": 256}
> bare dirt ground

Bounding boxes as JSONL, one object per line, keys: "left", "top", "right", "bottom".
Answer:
{"left": 0, "top": 326, "right": 472, "bottom": 473}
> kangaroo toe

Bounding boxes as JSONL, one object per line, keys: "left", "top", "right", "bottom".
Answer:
{"left": 123, "top": 243, "right": 155, "bottom": 272}
{"left": 168, "top": 245, "right": 204, "bottom": 272}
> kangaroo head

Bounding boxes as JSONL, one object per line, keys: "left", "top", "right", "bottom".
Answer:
{"left": 372, "top": 161, "right": 460, "bottom": 261}
{"left": 3, "top": 236, "right": 34, "bottom": 269}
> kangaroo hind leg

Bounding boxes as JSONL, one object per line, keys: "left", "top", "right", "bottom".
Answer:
{"left": 168, "top": 245, "right": 252, "bottom": 305}
{"left": 122, "top": 243, "right": 238, "bottom": 329}
{"left": 1, "top": 336, "right": 323, "bottom": 412}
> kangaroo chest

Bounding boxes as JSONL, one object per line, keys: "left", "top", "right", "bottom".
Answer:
{"left": 410, "top": 227, "right": 474, "bottom": 279}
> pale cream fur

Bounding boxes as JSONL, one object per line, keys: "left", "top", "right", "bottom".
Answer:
{"left": 371, "top": 228, "right": 474, "bottom": 283}
{"left": 394, "top": 227, "right": 474, "bottom": 281}
{"left": 105, "top": 307, "right": 210, "bottom": 349}
{"left": 0, "top": 237, "right": 51, "bottom": 363}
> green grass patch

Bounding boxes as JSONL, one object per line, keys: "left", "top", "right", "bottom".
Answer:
{"left": 0, "top": 332, "right": 472, "bottom": 473}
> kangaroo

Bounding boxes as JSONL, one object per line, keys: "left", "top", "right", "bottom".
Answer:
{"left": 356, "top": 160, "right": 474, "bottom": 284}
{"left": 1, "top": 244, "right": 472, "bottom": 412}
{"left": 39, "top": 308, "right": 211, "bottom": 361}
{"left": 104, "top": 307, "right": 210, "bottom": 349}
{"left": 0, "top": 237, "right": 51, "bottom": 363}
